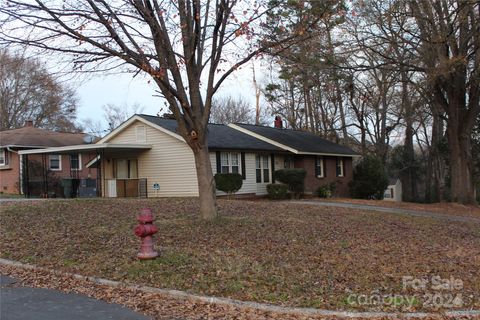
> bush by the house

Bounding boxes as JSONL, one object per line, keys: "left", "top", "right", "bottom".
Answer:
{"left": 349, "top": 155, "right": 389, "bottom": 199}
{"left": 266, "top": 183, "right": 289, "bottom": 199}
{"left": 274, "top": 169, "right": 306, "bottom": 198}
{"left": 317, "top": 182, "right": 337, "bottom": 198}
{"left": 317, "top": 185, "right": 332, "bottom": 198}
{"left": 214, "top": 173, "right": 243, "bottom": 196}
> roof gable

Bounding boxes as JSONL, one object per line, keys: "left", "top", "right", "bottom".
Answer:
{"left": 98, "top": 115, "right": 184, "bottom": 144}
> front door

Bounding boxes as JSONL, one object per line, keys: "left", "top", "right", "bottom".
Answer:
{"left": 255, "top": 154, "right": 271, "bottom": 194}
{"left": 114, "top": 159, "right": 139, "bottom": 197}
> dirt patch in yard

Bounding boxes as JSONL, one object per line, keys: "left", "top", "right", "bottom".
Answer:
{"left": 1, "top": 198, "right": 479, "bottom": 314}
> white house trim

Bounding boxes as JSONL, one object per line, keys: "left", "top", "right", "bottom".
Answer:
{"left": 19, "top": 143, "right": 152, "bottom": 155}
{"left": 98, "top": 115, "right": 185, "bottom": 144}
{"left": 297, "top": 151, "right": 360, "bottom": 157}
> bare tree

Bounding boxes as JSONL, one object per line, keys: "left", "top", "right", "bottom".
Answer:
{"left": 348, "top": 0, "right": 479, "bottom": 204}
{"left": 80, "top": 103, "right": 144, "bottom": 135}
{"left": 402, "top": 0, "right": 479, "bottom": 204}
{"left": 0, "top": 1, "right": 308, "bottom": 219}
{"left": 0, "top": 50, "right": 79, "bottom": 131}
{"left": 104, "top": 103, "right": 144, "bottom": 130}
{"left": 210, "top": 96, "right": 254, "bottom": 124}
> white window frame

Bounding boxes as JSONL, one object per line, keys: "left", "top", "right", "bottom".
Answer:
{"left": 136, "top": 125, "right": 146, "bottom": 143}
{"left": 49, "top": 154, "right": 62, "bottom": 171}
{"left": 316, "top": 156, "right": 324, "bottom": 178}
{"left": 220, "top": 152, "right": 240, "bottom": 174}
{"left": 70, "top": 153, "right": 82, "bottom": 171}
{"left": 0, "top": 149, "right": 5, "bottom": 166}
{"left": 255, "top": 154, "right": 270, "bottom": 183}
{"left": 336, "top": 157, "right": 344, "bottom": 177}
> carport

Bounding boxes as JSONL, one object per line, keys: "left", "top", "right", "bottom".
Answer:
{"left": 18, "top": 143, "right": 151, "bottom": 198}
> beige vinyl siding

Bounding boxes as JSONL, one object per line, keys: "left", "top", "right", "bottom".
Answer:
{"left": 274, "top": 154, "right": 285, "bottom": 170}
{"left": 210, "top": 152, "right": 263, "bottom": 195}
{"left": 107, "top": 120, "right": 199, "bottom": 197}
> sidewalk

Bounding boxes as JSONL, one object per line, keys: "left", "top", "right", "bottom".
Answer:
{"left": 0, "top": 275, "right": 149, "bottom": 320}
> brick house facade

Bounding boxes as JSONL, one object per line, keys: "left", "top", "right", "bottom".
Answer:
{"left": 293, "top": 155, "right": 353, "bottom": 196}
{"left": 0, "top": 122, "right": 97, "bottom": 195}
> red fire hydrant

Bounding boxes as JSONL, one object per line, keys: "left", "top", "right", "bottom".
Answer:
{"left": 134, "top": 208, "right": 159, "bottom": 260}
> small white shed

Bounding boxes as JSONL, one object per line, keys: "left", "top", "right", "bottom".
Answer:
{"left": 384, "top": 178, "right": 402, "bottom": 201}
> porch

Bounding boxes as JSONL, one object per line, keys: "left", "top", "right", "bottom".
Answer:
{"left": 18, "top": 143, "right": 151, "bottom": 198}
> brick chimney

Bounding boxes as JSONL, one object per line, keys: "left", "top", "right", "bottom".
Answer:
{"left": 24, "top": 120, "right": 34, "bottom": 127}
{"left": 274, "top": 116, "right": 283, "bottom": 129}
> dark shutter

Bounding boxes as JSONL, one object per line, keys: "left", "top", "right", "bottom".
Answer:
{"left": 216, "top": 151, "right": 221, "bottom": 174}
{"left": 324, "top": 157, "right": 327, "bottom": 177}
{"left": 315, "top": 156, "right": 320, "bottom": 176}
{"left": 271, "top": 153, "right": 275, "bottom": 183}
{"left": 342, "top": 157, "right": 346, "bottom": 177}
{"left": 241, "top": 152, "right": 246, "bottom": 180}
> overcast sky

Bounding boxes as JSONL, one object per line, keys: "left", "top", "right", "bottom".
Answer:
{"left": 74, "top": 59, "right": 272, "bottom": 134}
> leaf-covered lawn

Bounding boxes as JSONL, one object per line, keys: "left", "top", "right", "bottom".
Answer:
{"left": 1, "top": 198, "right": 479, "bottom": 312}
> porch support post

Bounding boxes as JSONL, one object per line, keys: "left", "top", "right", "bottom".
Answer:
{"left": 23, "top": 154, "right": 29, "bottom": 198}
{"left": 101, "top": 149, "right": 105, "bottom": 197}
{"left": 43, "top": 154, "right": 49, "bottom": 197}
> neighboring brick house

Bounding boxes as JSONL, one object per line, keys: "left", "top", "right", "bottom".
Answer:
{"left": 0, "top": 121, "right": 97, "bottom": 195}
{"left": 229, "top": 123, "right": 357, "bottom": 196}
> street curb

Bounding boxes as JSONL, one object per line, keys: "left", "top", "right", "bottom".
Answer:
{"left": 1, "top": 258, "right": 479, "bottom": 319}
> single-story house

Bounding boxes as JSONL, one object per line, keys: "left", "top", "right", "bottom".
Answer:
{"left": 384, "top": 178, "right": 402, "bottom": 201}
{"left": 18, "top": 114, "right": 358, "bottom": 198}
{"left": 0, "top": 121, "right": 98, "bottom": 196}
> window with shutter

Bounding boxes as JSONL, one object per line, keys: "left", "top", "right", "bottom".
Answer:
{"left": 336, "top": 157, "right": 344, "bottom": 177}
{"left": 315, "top": 156, "right": 324, "bottom": 177}
{"left": 220, "top": 152, "right": 241, "bottom": 174}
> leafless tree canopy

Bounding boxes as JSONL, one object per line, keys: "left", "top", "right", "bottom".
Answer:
{"left": 80, "top": 103, "right": 145, "bottom": 135}
{"left": 210, "top": 96, "right": 254, "bottom": 124}
{"left": 0, "top": 0, "right": 309, "bottom": 218}
{"left": 0, "top": 50, "right": 79, "bottom": 131}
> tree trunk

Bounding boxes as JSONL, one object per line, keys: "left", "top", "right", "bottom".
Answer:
{"left": 431, "top": 110, "right": 445, "bottom": 202}
{"left": 400, "top": 70, "right": 417, "bottom": 202}
{"left": 447, "top": 123, "right": 476, "bottom": 204}
{"left": 191, "top": 142, "right": 218, "bottom": 220}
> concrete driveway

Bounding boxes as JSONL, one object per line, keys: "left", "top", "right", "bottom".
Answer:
{"left": 290, "top": 200, "right": 480, "bottom": 223}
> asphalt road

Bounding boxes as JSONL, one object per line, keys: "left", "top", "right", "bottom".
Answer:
{"left": 0, "top": 275, "right": 150, "bottom": 320}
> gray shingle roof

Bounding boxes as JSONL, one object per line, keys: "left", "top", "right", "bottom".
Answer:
{"left": 234, "top": 123, "right": 358, "bottom": 156}
{"left": 137, "top": 115, "right": 283, "bottom": 152}
{"left": 0, "top": 126, "right": 89, "bottom": 148}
